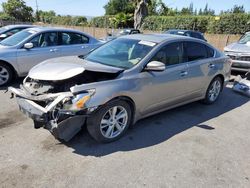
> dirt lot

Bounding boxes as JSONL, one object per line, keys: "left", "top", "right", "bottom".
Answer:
{"left": 0, "top": 81, "right": 249, "bottom": 188}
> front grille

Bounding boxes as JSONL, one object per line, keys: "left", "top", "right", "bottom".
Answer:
{"left": 228, "top": 55, "right": 250, "bottom": 62}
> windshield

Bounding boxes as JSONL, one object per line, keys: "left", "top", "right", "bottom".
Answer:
{"left": 0, "top": 30, "right": 35, "bottom": 46}
{"left": 118, "top": 30, "right": 130, "bottom": 36}
{"left": 0, "top": 26, "right": 9, "bottom": 33}
{"left": 85, "top": 38, "right": 156, "bottom": 69}
{"left": 239, "top": 33, "right": 250, "bottom": 44}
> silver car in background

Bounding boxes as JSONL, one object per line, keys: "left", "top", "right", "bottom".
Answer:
{"left": 0, "top": 24, "right": 35, "bottom": 41}
{"left": 9, "top": 34, "right": 231, "bottom": 143}
{"left": 224, "top": 31, "right": 250, "bottom": 72}
{"left": 0, "top": 27, "right": 102, "bottom": 86}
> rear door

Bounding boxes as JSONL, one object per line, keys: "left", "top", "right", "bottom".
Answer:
{"left": 16, "top": 32, "right": 60, "bottom": 74}
{"left": 184, "top": 41, "right": 216, "bottom": 97}
{"left": 58, "top": 32, "right": 95, "bottom": 57}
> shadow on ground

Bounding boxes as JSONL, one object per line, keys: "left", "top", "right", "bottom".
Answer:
{"left": 65, "top": 87, "right": 249, "bottom": 157}
{"left": 0, "top": 77, "right": 24, "bottom": 91}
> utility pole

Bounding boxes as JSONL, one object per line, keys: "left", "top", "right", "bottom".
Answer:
{"left": 35, "top": 0, "right": 39, "bottom": 21}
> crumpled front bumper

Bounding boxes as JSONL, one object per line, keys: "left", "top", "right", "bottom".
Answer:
{"left": 9, "top": 87, "right": 88, "bottom": 141}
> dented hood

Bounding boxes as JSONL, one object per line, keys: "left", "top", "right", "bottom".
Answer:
{"left": 28, "top": 56, "right": 123, "bottom": 81}
{"left": 225, "top": 42, "right": 250, "bottom": 53}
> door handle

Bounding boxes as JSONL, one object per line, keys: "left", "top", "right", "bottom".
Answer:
{"left": 208, "top": 63, "right": 215, "bottom": 68}
{"left": 50, "top": 49, "right": 58, "bottom": 52}
{"left": 180, "top": 71, "right": 188, "bottom": 77}
{"left": 82, "top": 46, "right": 88, "bottom": 49}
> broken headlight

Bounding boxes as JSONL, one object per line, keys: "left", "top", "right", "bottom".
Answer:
{"left": 63, "top": 89, "right": 95, "bottom": 111}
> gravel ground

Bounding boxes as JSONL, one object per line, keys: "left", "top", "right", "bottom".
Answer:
{"left": 0, "top": 81, "right": 249, "bottom": 188}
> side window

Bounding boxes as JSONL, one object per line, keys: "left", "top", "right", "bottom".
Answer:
{"left": 184, "top": 42, "right": 208, "bottom": 62}
{"left": 29, "top": 34, "right": 41, "bottom": 48}
{"left": 6, "top": 28, "right": 22, "bottom": 36}
{"left": 190, "top": 32, "right": 200, "bottom": 39}
{"left": 61, "top": 32, "right": 89, "bottom": 45}
{"left": 206, "top": 46, "right": 215, "bottom": 58}
{"left": 29, "top": 32, "right": 58, "bottom": 48}
{"left": 151, "top": 42, "right": 184, "bottom": 66}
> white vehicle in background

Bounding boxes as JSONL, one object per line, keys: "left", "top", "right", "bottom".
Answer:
{"left": 224, "top": 31, "right": 250, "bottom": 72}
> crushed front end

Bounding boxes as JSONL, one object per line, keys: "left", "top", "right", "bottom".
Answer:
{"left": 8, "top": 77, "right": 97, "bottom": 141}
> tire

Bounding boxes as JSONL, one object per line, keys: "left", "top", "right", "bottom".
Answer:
{"left": 0, "top": 62, "right": 13, "bottom": 86}
{"left": 87, "top": 99, "right": 132, "bottom": 143}
{"left": 202, "top": 77, "right": 223, "bottom": 104}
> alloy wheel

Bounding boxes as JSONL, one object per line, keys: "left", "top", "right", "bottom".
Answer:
{"left": 208, "top": 80, "right": 221, "bottom": 102}
{"left": 0, "top": 65, "right": 10, "bottom": 86}
{"left": 100, "top": 106, "right": 128, "bottom": 139}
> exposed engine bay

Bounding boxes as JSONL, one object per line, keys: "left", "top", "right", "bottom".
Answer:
{"left": 9, "top": 61, "right": 122, "bottom": 141}
{"left": 23, "top": 70, "right": 120, "bottom": 95}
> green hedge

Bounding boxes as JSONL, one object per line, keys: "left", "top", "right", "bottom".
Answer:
{"left": 207, "top": 13, "right": 250, "bottom": 34}
{"left": 143, "top": 14, "right": 250, "bottom": 34}
{"left": 142, "top": 15, "right": 211, "bottom": 33}
{"left": 90, "top": 15, "right": 114, "bottom": 28}
{"left": 91, "top": 13, "right": 250, "bottom": 34}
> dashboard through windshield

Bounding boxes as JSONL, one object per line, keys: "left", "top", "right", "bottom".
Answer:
{"left": 85, "top": 38, "right": 156, "bottom": 69}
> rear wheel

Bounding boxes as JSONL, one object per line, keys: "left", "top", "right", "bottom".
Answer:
{"left": 0, "top": 62, "right": 13, "bottom": 86}
{"left": 87, "top": 100, "right": 132, "bottom": 143}
{"left": 203, "top": 77, "right": 222, "bottom": 104}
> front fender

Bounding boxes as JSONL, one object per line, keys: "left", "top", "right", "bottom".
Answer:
{"left": 71, "top": 77, "right": 140, "bottom": 111}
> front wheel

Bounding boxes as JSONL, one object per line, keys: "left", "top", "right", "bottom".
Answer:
{"left": 87, "top": 100, "right": 132, "bottom": 143}
{"left": 0, "top": 62, "right": 13, "bottom": 86}
{"left": 203, "top": 77, "right": 223, "bottom": 104}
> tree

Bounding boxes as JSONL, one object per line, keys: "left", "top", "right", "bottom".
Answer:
{"left": 198, "top": 4, "right": 215, "bottom": 16}
{"left": 72, "top": 16, "right": 88, "bottom": 26}
{"left": 2, "top": 0, "right": 33, "bottom": 22}
{"left": 231, "top": 5, "right": 245, "bottom": 13}
{"left": 188, "top": 2, "right": 194, "bottom": 14}
{"left": 147, "top": 0, "right": 158, "bottom": 15}
{"left": 104, "top": 0, "right": 134, "bottom": 15}
{"left": 38, "top": 10, "right": 56, "bottom": 23}
{"left": 134, "top": 0, "right": 149, "bottom": 29}
{"left": 180, "top": 7, "right": 192, "bottom": 15}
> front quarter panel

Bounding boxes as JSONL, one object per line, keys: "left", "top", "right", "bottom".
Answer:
{"left": 71, "top": 74, "right": 144, "bottom": 120}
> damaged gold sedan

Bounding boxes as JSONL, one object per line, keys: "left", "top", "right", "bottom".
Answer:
{"left": 9, "top": 34, "right": 231, "bottom": 143}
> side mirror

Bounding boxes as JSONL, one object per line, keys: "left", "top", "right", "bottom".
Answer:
{"left": 0, "top": 34, "right": 7, "bottom": 39}
{"left": 24, "top": 43, "right": 33, "bottom": 49}
{"left": 144, "top": 61, "right": 166, "bottom": 72}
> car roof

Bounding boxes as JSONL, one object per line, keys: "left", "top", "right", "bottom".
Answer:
{"left": 27, "top": 26, "right": 87, "bottom": 33}
{"left": 121, "top": 33, "right": 193, "bottom": 43}
{"left": 3, "top": 24, "right": 35, "bottom": 29}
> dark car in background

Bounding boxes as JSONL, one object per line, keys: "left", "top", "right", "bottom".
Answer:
{"left": 100, "top": 28, "right": 141, "bottom": 42}
{"left": 164, "top": 29, "right": 207, "bottom": 41}
{"left": 0, "top": 25, "right": 35, "bottom": 41}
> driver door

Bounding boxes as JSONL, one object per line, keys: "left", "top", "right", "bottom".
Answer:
{"left": 16, "top": 32, "right": 60, "bottom": 75}
{"left": 139, "top": 42, "right": 189, "bottom": 116}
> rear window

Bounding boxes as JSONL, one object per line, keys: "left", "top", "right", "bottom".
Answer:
{"left": 191, "top": 32, "right": 202, "bottom": 39}
{"left": 206, "top": 46, "right": 215, "bottom": 58}
{"left": 184, "top": 42, "right": 208, "bottom": 61}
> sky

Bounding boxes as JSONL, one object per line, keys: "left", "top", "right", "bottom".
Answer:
{"left": 0, "top": 0, "right": 249, "bottom": 17}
